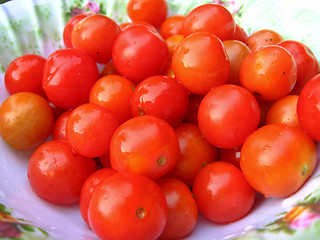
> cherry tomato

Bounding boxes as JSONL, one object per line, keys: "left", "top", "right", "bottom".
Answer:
{"left": 198, "top": 84, "right": 260, "bottom": 149}
{"left": 4, "top": 54, "right": 46, "bottom": 97}
{"left": 183, "top": 94, "right": 204, "bottom": 124}
{"left": 233, "top": 23, "right": 248, "bottom": 43}
{"left": 110, "top": 115, "right": 180, "bottom": 180}
{"left": 130, "top": 75, "right": 189, "bottom": 126}
{"left": 63, "top": 14, "right": 88, "bottom": 48}
{"left": 72, "top": 14, "right": 120, "bottom": 64}
{"left": 79, "top": 168, "right": 116, "bottom": 225}
{"left": 278, "top": 40, "right": 320, "bottom": 94}
{"left": 52, "top": 110, "right": 72, "bottom": 141}
{"left": 240, "top": 124, "right": 317, "bottom": 198}
{"left": 172, "top": 32, "right": 230, "bottom": 95}
{"left": 245, "top": 29, "right": 283, "bottom": 51}
{"left": 27, "top": 140, "right": 96, "bottom": 204}
{"left": 89, "top": 75, "right": 135, "bottom": 124}
{"left": 66, "top": 103, "right": 119, "bottom": 158}
{"left": 112, "top": 24, "right": 170, "bottom": 83}
{"left": 0, "top": 92, "right": 54, "bottom": 150}
{"left": 297, "top": 74, "right": 320, "bottom": 141}
{"left": 182, "top": 3, "right": 235, "bottom": 41}
{"left": 159, "top": 15, "right": 185, "bottom": 39}
{"left": 240, "top": 45, "right": 297, "bottom": 101}
{"left": 88, "top": 172, "right": 168, "bottom": 240}
{"left": 157, "top": 178, "right": 198, "bottom": 239}
{"left": 266, "top": 95, "right": 299, "bottom": 127}
{"left": 192, "top": 161, "right": 255, "bottom": 223}
{"left": 218, "top": 147, "right": 241, "bottom": 169}
{"left": 100, "top": 61, "right": 119, "bottom": 77}
{"left": 127, "top": 0, "right": 168, "bottom": 28}
{"left": 165, "top": 34, "right": 184, "bottom": 57}
{"left": 42, "top": 48, "right": 100, "bottom": 109}
{"left": 166, "top": 123, "right": 218, "bottom": 187}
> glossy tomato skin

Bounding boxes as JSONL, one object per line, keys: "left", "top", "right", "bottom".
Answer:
{"left": 72, "top": 14, "right": 120, "bottom": 64}
{"left": 278, "top": 40, "right": 320, "bottom": 94}
{"left": 165, "top": 35, "right": 184, "bottom": 57}
{"left": 233, "top": 23, "right": 248, "bottom": 43}
{"left": 130, "top": 75, "right": 189, "bottom": 126}
{"left": 5, "top": 54, "right": 46, "bottom": 97}
{"left": 88, "top": 172, "right": 168, "bottom": 240}
{"left": 63, "top": 14, "right": 88, "bottom": 48}
{"left": 0, "top": 92, "right": 54, "bottom": 150}
{"left": 192, "top": 161, "right": 255, "bottom": 224}
{"left": 127, "top": 0, "right": 168, "bottom": 28}
{"left": 112, "top": 25, "right": 170, "bottom": 83}
{"left": 42, "top": 48, "right": 100, "bottom": 109}
{"left": 172, "top": 32, "right": 230, "bottom": 95}
{"left": 159, "top": 15, "right": 185, "bottom": 39}
{"left": 27, "top": 140, "right": 96, "bottom": 205}
{"left": 218, "top": 147, "right": 241, "bottom": 169}
{"left": 240, "top": 124, "right": 317, "bottom": 198}
{"left": 240, "top": 45, "right": 297, "bottom": 101}
{"left": 182, "top": 3, "right": 235, "bottom": 41}
{"left": 297, "top": 74, "right": 320, "bottom": 141}
{"left": 110, "top": 115, "right": 180, "bottom": 180}
{"left": 66, "top": 103, "right": 119, "bottom": 158}
{"left": 157, "top": 178, "right": 198, "bottom": 239}
{"left": 198, "top": 84, "right": 260, "bottom": 149}
{"left": 52, "top": 110, "right": 72, "bottom": 141}
{"left": 245, "top": 29, "right": 283, "bottom": 52}
{"left": 79, "top": 168, "right": 116, "bottom": 225}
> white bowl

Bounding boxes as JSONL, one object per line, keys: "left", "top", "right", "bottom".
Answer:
{"left": 1, "top": 0, "right": 320, "bottom": 239}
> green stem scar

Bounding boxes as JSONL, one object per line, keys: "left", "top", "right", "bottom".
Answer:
{"left": 157, "top": 155, "right": 166, "bottom": 166}
{"left": 136, "top": 207, "right": 146, "bottom": 219}
{"left": 301, "top": 164, "right": 308, "bottom": 176}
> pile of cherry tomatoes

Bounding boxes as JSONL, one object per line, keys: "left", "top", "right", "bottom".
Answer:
{"left": 0, "top": 0, "right": 320, "bottom": 239}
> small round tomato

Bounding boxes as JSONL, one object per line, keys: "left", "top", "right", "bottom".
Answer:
{"left": 218, "top": 147, "right": 241, "bottom": 169}
{"left": 183, "top": 94, "right": 204, "bottom": 124}
{"left": 63, "top": 14, "right": 88, "bottom": 48}
{"left": 240, "top": 124, "right": 317, "bottom": 198}
{"left": 100, "top": 61, "right": 119, "bottom": 77}
{"left": 52, "top": 110, "right": 72, "bottom": 141}
{"left": 166, "top": 123, "right": 218, "bottom": 187}
{"left": 165, "top": 35, "right": 184, "bottom": 57}
{"left": 127, "top": 0, "right": 168, "bottom": 28}
{"left": 4, "top": 54, "right": 46, "bottom": 97}
{"left": 72, "top": 14, "right": 120, "bottom": 64}
{"left": 240, "top": 45, "right": 297, "bottom": 101}
{"left": 88, "top": 172, "right": 168, "bottom": 240}
{"left": 198, "top": 84, "right": 260, "bottom": 149}
{"left": 182, "top": 3, "right": 235, "bottom": 41}
{"left": 89, "top": 75, "right": 135, "bottom": 124}
{"left": 157, "top": 178, "right": 198, "bottom": 239}
{"left": 130, "top": 75, "right": 189, "bottom": 126}
{"left": 0, "top": 92, "right": 54, "bottom": 150}
{"left": 245, "top": 29, "right": 283, "bottom": 51}
{"left": 66, "top": 103, "right": 119, "bottom": 158}
{"left": 266, "top": 95, "right": 299, "bottom": 127}
{"left": 233, "top": 23, "right": 248, "bottom": 43}
{"left": 112, "top": 24, "right": 170, "bottom": 83}
{"left": 79, "top": 168, "right": 116, "bottom": 225}
{"left": 110, "top": 115, "right": 180, "bottom": 180}
{"left": 27, "top": 140, "right": 96, "bottom": 205}
{"left": 192, "top": 161, "right": 255, "bottom": 224}
{"left": 159, "top": 15, "right": 185, "bottom": 39}
{"left": 42, "top": 48, "right": 100, "bottom": 109}
{"left": 172, "top": 32, "right": 230, "bottom": 95}
{"left": 278, "top": 40, "right": 320, "bottom": 94}
{"left": 297, "top": 74, "right": 320, "bottom": 141}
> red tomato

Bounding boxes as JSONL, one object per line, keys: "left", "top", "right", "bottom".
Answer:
{"left": 218, "top": 147, "right": 241, "bottom": 169}
{"left": 0, "top": 92, "right": 54, "bottom": 150}
{"left": 27, "top": 140, "right": 96, "bottom": 204}
{"left": 245, "top": 29, "right": 283, "bottom": 52}
{"left": 172, "top": 32, "right": 230, "bottom": 95}
{"left": 297, "top": 74, "right": 320, "bottom": 141}
{"left": 63, "top": 14, "right": 88, "bottom": 48}
{"left": 52, "top": 110, "right": 72, "bottom": 141}
{"left": 182, "top": 3, "right": 235, "bottom": 41}
{"left": 4, "top": 54, "right": 46, "bottom": 97}
{"left": 127, "top": 0, "right": 168, "bottom": 28}
{"left": 79, "top": 168, "right": 116, "bottom": 225}
{"left": 130, "top": 75, "right": 189, "bottom": 126}
{"left": 183, "top": 94, "right": 204, "bottom": 125}
{"left": 278, "top": 40, "right": 320, "bottom": 94}
{"left": 165, "top": 34, "right": 184, "bottom": 57}
{"left": 157, "top": 178, "right": 198, "bottom": 239}
{"left": 240, "top": 124, "right": 317, "bottom": 198}
{"left": 72, "top": 14, "right": 120, "bottom": 64}
{"left": 233, "top": 23, "right": 248, "bottom": 43}
{"left": 89, "top": 75, "right": 135, "bottom": 124}
{"left": 192, "top": 161, "right": 255, "bottom": 223}
{"left": 112, "top": 24, "right": 170, "bottom": 83}
{"left": 159, "top": 15, "right": 185, "bottom": 39}
{"left": 240, "top": 45, "right": 297, "bottom": 101}
{"left": 42, "top": 48, "right": 100, "bottom": 109}
{"left": 166, "top": 123, "right": 218, "bottom": 187}
{"left": 110, "top": 115, "right": 180, "bottom": 180}
{"left": 66, "top": 103, "right": 119, "bottom": 158}
{"left": 198, "top": 84, "right": 260, "bottom": 149}
{"left": 88, "top": 172, "right": 168, "bottom": 240}
{"left": 100, "top": 61, "right": 119, "bottom": 77}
